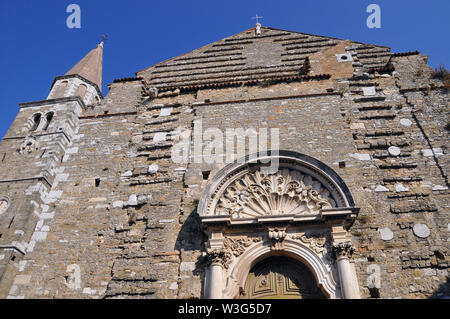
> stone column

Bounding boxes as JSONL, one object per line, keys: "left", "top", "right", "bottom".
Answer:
{"left": 204, "top": 249, "right": 230, "bottom": 299}
{"left": 333, "top": 242, "right": 357, "bottom": 299}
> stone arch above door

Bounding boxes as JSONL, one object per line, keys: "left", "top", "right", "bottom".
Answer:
{"left": 222, "top": 238, "right": 339, "bottom": 299}
{"left": 198, "top": 150, "right": 356, "bottom": 224}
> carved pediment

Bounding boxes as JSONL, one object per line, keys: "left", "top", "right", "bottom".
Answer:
{"left": 215, "top": 168, "right": 335, "bottom": 219}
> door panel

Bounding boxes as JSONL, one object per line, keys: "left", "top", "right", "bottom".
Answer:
{"left": 242, "top": 256, "right": 326, "bottom": 299}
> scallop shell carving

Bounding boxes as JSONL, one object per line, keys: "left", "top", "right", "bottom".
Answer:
{"left": 215, "top": 168, "right": 335, "bottom": 218}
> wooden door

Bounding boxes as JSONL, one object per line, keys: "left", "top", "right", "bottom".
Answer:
{"left": 242, "top": 256, "right": 326, "bottom": 299}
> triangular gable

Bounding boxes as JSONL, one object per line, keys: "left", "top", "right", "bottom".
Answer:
{"left": 136, "top": 26, "right": 392, "bottom": 91}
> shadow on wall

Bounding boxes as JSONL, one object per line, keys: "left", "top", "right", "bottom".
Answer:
{"left": 430, "top": 276, "right": 450, "bottom": 299}
{"left": 174, "top": 207, "right": 208, "bottom": 299}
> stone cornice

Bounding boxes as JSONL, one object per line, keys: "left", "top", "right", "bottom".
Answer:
{"left": 200, "top": 207, "right": 359, "bottom": 228}
{"left": 0, "top": 175, "right": 52, "bottom": 188}
{"left": 2, "top": 131, "right": 71, "bottom": 143}
{"left": 19, "top": 96, "right": 86, "bottom": 110}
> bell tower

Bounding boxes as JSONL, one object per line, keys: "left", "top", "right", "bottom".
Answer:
{"left": 0, "top": 43, "right": 103, "bottom": 298}
{"left": 48, "top": 42, "right": 103, "bottom": 105}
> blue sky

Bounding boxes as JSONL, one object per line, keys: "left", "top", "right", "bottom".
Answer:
{"left": 1, "top": 0, "right": 449, "bottom": 139}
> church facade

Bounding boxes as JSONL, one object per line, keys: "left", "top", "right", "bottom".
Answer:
{"left": 0, "top": 25, "right": 448, "bottom": 299}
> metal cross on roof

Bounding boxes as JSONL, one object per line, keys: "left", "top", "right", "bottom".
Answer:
{"left": 252, "top": 14, "right": 263, "bottom": 24}
{"left": 101, "top": 34, "right": 109, "bottom": 43}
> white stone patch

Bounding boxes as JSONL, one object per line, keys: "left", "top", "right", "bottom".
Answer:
{"left": 153, "top": 132, "right": 167, "bottom": 143}
{"left": 14, "top": 230, "right": 24, "bottom": 236}
{"left": 66, "top": 147, "right": 79, "bottom": 154}
{"left": 35, "top": 220, "right": 44, "bottom": 231}
{"left": 148, "top": 164, "right": 159, "bottom": 174}
{"left": 32, "top": 231, "right": 47, "bottom": 242}
{"left": 422, "top": 148, "right": 443, "bottom": 157}
{"left": 423, "top": 269, "right": 436, "bottom": 276}
{"left": 350, "top": 123, "right": 365, "bottom": 130}
{"left": 113, "top": 201, "right": 124, "bottom": 208}
{"left": 400, "top": 119, "right": 412, "bottom": 127}
{"left": 121, "top": 171, "right": 133, "bottom": 177}
{"left": 43, "top": 190, "right": 63, "bottom": 204}
{"left": 169, "top": 282, "right": 179, "bottom": 290}
{"left": 362, "top": 87, "right": 376, "bottom": 96}
{"left": 336, "top": 53, "right": 353, "bottom": 62}
{"left": 180, "top": 262, "right": 196, "bottom": 272}
{"left": 0, "top": 255, "right": 4, "bottom": 260}
{"left": 350, "top": 153, "right": 371, "bottom": 161}
{"left": 375, "top": 185, "right": 389, "bottom": 192}
{"left": 27, "top": 240, "right": 36, "bottom": 253}
{"left": 18, "top": 261, "right": 27, "bottom": 272}
{"left": 82, "top": 288, "right": 97, "bottom": 295}
{"left": 388, "top": 146, "right": 401, "bottom": 156}
{"left": 65, "top": 264, "right": 81, "bottom": 290}
{"left": 6, "top": 295, "right": 25, "bottom": 299}
{"left": 413, "top": 223, "right": 431, "bottom": 238}
{"left": 394, "top": 183, "right": 409, "bottom": 192}
{"left": 159, "top": 107, "right": 173, "bottom": 117}
{"left": 432, "top": 185, "right": 448, "bottom": 191}
{"left": 89, "top": 197, "right": 107, "bottom": 203}
{"left": 159, "top": 219, "right": 175, "bottom": 224}
{"left": 379, "top": 227, "right": 394, "bottom": 241}
{"left": 41, "top": 212, "right": 55, "bottom": 220}
{"left": 127, "top": 194, "right": 138, "bottom": 206}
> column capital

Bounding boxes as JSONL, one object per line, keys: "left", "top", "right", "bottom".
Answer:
{"left": 332, "top": 242, "right": 355, "bottom": 260}
{"left": 205, "top": 249, "right": 232, "bottom": 269}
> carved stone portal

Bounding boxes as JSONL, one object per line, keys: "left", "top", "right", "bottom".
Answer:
{"left": 215, "top": 168, "right": 335, "bottom": 219}
{"left": 199, "top": 152, "right": 360, "bottom": 299}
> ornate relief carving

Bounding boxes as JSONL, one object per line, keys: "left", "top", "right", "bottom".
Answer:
{"left": 332, "top": 242, "right": 355, "bottom": 260}
{"left": 215, "top": 168, "right": 334, "bottom": 219}
{"left": 289, "top": 232, "right": 329, "bottom": 255}
{"left": 268, "top": 227, "right": 286, "bottom": 250}
{"left": 19, "top": 136, "right": 38, "bottom": 155}
{"left": 223, "top": 237, "right": 261, "bottom": 257}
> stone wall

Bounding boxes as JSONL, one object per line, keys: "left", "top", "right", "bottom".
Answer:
{"left": 0, "top": 30, "right": 448, "bottom": 299}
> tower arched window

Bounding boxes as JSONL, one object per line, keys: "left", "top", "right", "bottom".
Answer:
{"left": 42, "top": 112, "right": 54, "bottom": 131}
{"left": 31, "top": 113, "right": 42, "bottom": 131}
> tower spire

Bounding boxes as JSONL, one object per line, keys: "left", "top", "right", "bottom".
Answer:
{"left": 65, "top": 42, "right": 103, "bottom": 92}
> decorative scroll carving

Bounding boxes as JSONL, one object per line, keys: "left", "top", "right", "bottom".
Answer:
{"left": 215, "top": 168, "right": 334, "bottom": 219}
{"left": 223, "top": 237, "right": 261, "bottom": 257}
{"left": 289, "top": 232, "right": 329, "bottom": 255}
{"left": 332, "top": 242, "right": 355, "bottom": 260}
